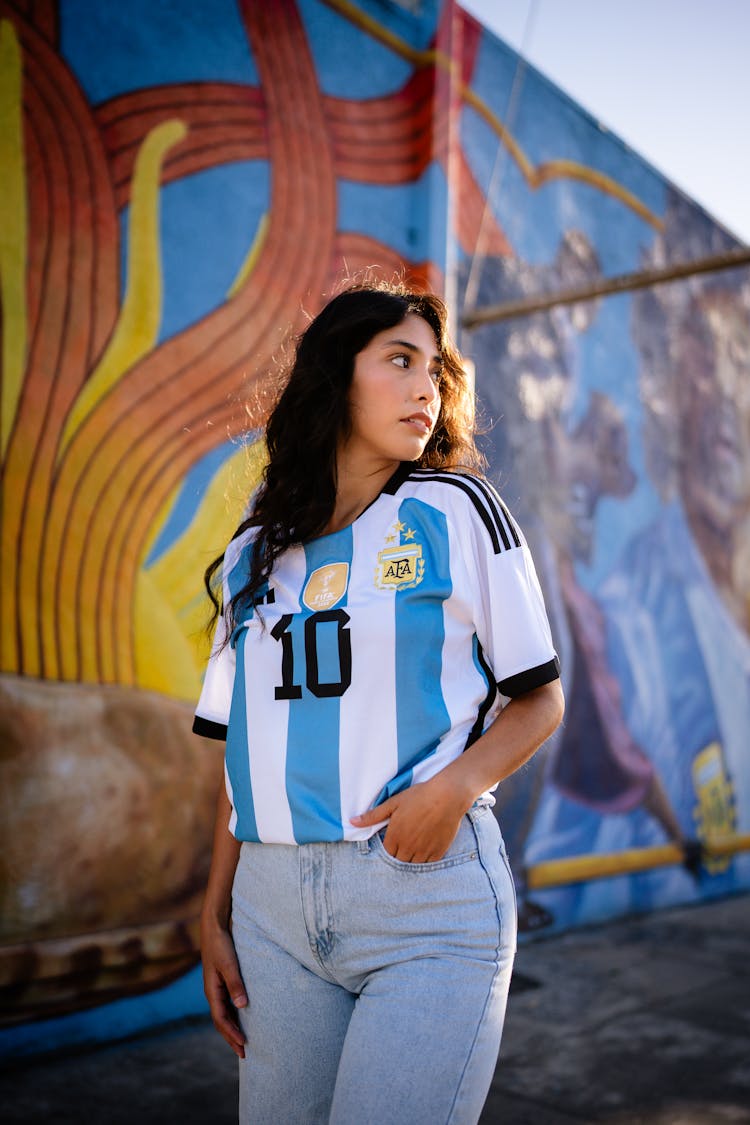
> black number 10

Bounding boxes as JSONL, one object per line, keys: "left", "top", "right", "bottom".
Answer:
{"left": 271, "top": 609, "right": 352, "bottom": 700}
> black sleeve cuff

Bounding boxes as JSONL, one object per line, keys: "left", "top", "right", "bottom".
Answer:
{"left": 192, "top": 715, "right": 228, "bottom": 741}
{"left": 498, "top": 656, "right": 560, "bottom": 698}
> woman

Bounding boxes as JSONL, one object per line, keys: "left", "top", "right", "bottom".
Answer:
{"left": 194, "top": 282, "right": 564, "bottom": 1124}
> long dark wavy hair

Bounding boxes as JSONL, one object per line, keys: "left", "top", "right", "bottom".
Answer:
{"left": 205, "top": 281, "right": 484, "bottom": 633}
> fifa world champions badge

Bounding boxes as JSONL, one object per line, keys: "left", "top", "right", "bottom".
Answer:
{"left": 375, "top": 520, "right": 425, "bottom": 590}
{"left": 302, "top": 563, "right": 349, "bottom": 611}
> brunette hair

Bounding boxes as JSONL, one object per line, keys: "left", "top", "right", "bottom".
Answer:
{"left": 205, "top": 281, "right": 483, "bottom": 632}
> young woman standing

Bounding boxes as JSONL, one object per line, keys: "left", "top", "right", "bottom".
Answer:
{"left": 194, "top": 283, "right": 564, "bottom": 1124}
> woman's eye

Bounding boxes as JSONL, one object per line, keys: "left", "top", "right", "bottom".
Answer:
{"left": 392, "top": 354, "right": 409, "bottom": 369}
{"left": 430, "top": 368, "right": 443, "bottom": 384}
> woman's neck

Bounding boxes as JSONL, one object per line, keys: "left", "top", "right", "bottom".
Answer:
{"left": 326, "top": 455, "right": 400, "bottom": 535}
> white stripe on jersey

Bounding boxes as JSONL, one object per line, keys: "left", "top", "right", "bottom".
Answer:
{"left": 438, "top": 513, "right": 497, "bottom": 748}
{"left": 338, "top": 520, "right": 398, "bottom": 836}
{"left": 243, "top": 546, "right": 306, "bottom": 842}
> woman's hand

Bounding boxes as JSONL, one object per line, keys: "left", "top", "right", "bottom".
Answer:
{"left": 201, "top": 779, "right": 246, "bottom": 1055}
{"left": 351, "top": 773, "right": 471, "bottom": 863}
{"left": 200, "top": 918, "right": 248, "bottom": 1058}
{"left": 352, "top": 681, "right": 565, "bottom": 864}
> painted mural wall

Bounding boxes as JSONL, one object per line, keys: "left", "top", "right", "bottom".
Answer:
{"left": 1, "top": 0, "right": 747, "bottom": 1052}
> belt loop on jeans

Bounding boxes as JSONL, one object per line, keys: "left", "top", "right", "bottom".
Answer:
{"left": 357, "top": 838, "right": 370, "bottom": 854}
{"left": 467, "top": 800, "right": 490, "bottom": 826}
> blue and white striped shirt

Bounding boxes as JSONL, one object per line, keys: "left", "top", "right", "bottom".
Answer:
{"left": 194, "top": 464, "right": 559, "bottom": 843}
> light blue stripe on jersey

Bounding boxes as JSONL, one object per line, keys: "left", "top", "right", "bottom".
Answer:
{"left": 285, "top": 527, "right": 354, "bottom": 842}
{"left": 225, "top": 630, "right": 258, "bottom": 839}
{"left": 378, "top": 499, "right": 452, "bottom": 803}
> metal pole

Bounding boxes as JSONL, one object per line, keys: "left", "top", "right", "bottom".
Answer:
{"left": 527, "top": 833, "right": 750, "bottom": 890}
{"left": 462, "top": 246, "right": 750, "bottom": 329}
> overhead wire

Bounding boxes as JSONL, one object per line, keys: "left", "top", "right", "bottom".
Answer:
{"left": 462, "top": 0, "right": 539, "bottom": 317}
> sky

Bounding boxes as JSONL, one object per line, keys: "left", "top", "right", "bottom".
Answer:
{"left": 460, "top": 0, "right": 750, "bottom": 245}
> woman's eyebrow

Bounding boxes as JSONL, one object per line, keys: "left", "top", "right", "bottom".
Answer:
{"left": 382, "top": 339, "right": 442, "bottom": 364}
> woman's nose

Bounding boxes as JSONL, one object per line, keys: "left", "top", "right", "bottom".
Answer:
{"left": 415, "top": 367, "right": 439, "bottom": 402}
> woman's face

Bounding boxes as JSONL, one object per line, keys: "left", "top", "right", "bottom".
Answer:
{"left": 341, "top": 313, "right": 442, "bottom": 471}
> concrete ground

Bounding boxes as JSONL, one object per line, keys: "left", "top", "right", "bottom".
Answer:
{"left": 2, "top": 893, "right": 749, "bottom": 1124}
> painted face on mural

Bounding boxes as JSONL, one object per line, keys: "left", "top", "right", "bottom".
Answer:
{"left": 343, "top": 313, "right": 442, "bottom": 470}
{"left": 677, "top": 293, "right": 750, "bottom": 530}
{"left": 485, "top": 289, "right": 638, "bottom": 567}
{"left": 633, "top": 261, "right": 750, "bottom": 633}
{"left": 545, "top": 391, "right": 637, "bottom": 564}
{"left": 676, "top": 287, "right": 750, "bottom": 628}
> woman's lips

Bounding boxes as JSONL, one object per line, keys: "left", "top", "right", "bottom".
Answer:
{"left": 401, "top": 412, "right": 433, "bottom": 434}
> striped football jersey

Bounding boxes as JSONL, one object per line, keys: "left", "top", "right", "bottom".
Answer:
{"left": 193, "top": 463, "right": 559, "bottom": 843}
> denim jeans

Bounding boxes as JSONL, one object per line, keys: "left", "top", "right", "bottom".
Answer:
{"left": 231, "top": 802, "right": 517, "bottom": 1125}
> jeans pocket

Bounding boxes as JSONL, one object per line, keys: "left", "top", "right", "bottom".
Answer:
{"left": 372, "top": 819, "right": 479, "bottom": 872}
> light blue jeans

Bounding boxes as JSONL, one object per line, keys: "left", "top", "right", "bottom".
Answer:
{"left": 231, "top": 803, "right": 517, "bottom": 1125}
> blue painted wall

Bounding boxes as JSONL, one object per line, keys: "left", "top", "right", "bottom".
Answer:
{"left": 1, "top": 0, "right": 747, "bottom": 1056}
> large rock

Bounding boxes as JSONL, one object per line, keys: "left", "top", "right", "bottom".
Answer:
{"left": 0, "top": 675, "right": 223, "bottom": 1023}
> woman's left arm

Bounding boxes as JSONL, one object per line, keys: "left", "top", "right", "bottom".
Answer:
{"left": 351, "top": 679, "right": 564, "bottom": 863}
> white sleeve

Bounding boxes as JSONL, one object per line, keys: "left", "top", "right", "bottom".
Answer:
{"left": 466, "top": 489, "right": 560, "bottom": 697}
{"left": 192, "top": 610, "right": 235, "bottom": 740}
{"left": 192, "top": 532, "right": 250, "bottom": 740}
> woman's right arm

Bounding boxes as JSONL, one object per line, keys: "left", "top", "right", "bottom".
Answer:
{"left": 200, "top": 779, "right": 248, "bottom": 1058}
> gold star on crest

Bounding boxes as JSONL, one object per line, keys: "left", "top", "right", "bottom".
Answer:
{"left": 393, "top": 521, "right": 405, "bottom": 533}
{"left": 403, "top": 527, "right": 416, "bottom": 541}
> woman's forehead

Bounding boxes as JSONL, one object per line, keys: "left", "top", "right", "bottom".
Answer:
{"left": 373, "top": 312, "right": 440, "bottom": 354}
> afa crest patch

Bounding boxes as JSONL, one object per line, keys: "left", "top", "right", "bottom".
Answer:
{"left": 375, "top": 521, "right": 424, "bottom": 590}
{"left": 302, "top": 562, "right": 349, "bottom": 610}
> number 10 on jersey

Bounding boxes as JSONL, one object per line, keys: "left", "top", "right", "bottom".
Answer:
{"left": 271, "top": 610, "right": 352, "bottom": 700}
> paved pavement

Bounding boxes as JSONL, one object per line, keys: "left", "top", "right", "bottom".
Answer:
{"left": 2, "top": 893, "right": 749, "bottom": 1124}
